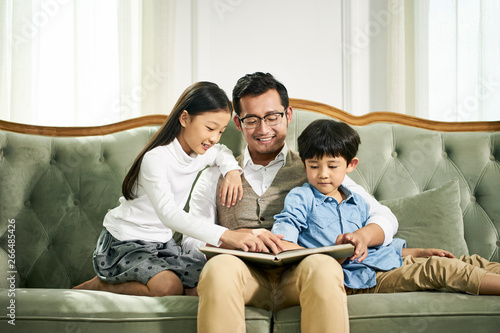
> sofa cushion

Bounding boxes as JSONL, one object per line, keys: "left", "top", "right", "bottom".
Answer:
{"left": 380, "top": 178, "right": 469, "bottom": 257}
{"left": 1, "top": 289, "right": 272, "bottom": 333}
{"left": 273, "top": 292, "right": 500, "bottom": 333}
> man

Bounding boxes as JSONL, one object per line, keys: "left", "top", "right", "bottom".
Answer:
{"left": 185, "top": 72, "right": 398, "bottom": 333}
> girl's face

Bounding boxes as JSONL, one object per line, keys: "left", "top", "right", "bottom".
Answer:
{"left": 177, "top": 110, "right": 231, "bottom": 155}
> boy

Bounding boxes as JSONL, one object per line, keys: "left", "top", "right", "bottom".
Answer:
{"left": 272, "top": 119, "right": 500, "bottom": 295}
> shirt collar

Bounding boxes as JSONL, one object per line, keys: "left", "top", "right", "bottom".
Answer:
{"left": 308, "top": 183, "right": 358, "bottom": 206}
{"left": 242, "top": 142, "right": 288, "bottom": 170}
{"left": 171, "top": 137, "right": 197, "bottom": 164}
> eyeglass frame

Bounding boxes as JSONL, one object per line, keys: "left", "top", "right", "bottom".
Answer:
{"left": 237, "top": 110, "right": 287, "bottom": 129}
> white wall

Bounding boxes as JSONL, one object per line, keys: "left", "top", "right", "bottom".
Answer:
{"left": 170, "top": 0, "right": 389, "bottom": 115}
{"left": 171, "top": 0, "right": 347, "bottom": 112}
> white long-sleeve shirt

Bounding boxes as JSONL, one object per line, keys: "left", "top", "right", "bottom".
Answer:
{"left": 184, "top": 145, "right": 398, "bottom": 257}
{"left": 103, "top": 138, "right": 239, "bottom": 246}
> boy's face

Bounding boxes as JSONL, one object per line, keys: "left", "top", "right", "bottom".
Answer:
{"left": 304, "top": 154, "right": 358, "bottom": 197}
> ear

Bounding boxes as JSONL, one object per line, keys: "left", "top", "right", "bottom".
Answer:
{"left": 233, "top": 114, "right": 242, "bottom": 131}
{"left": 285, "top": 106, "right": 293, "bottom": 125}
{"left": 346, "top": 157, "right": 359, "bottom": 173}
{"left": 179, "top": 110, "right": 190, "bottom": 128}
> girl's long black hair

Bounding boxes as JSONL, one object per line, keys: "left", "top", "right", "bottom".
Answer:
{"left": 122, "top": 81, "right": 232, "bottom": 200}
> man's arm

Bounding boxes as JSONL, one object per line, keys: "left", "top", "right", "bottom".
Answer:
{"left": 342, "top": 175, "right": 398, "bottom": 246}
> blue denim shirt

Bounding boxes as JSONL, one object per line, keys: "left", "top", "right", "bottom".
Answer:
{"left": 272, "top": 183, "right": 404, "bottom": 289}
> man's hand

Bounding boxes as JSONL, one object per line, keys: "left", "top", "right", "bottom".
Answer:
{"left": 220, "top": 170, "right": 243, "bottom": 207}
{"left": 219, "top": 230, "right": 267, "bottom": 252}
{"left": 251, "top": 229, "right": 287, "bottom": 255}
{"left": 402, "top": 248, "right": 455, "bottom": 258}
{"left": 335, "top": 232, "right": 368, "bottom": 262}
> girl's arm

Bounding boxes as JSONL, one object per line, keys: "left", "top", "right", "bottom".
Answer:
{"left": 183, "top": 166, "right": 264, "bottom": 253}
{"left": 140, "top": 152, "right": 227, "bottom": 246}
{"left": 212, "top": 144, "right": 243, "bottom": 207}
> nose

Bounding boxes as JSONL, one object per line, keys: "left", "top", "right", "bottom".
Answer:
{"left": 255, "top": 119, "right": 272, "bottom": 133}
{"left": 319, "top": 167, "right": 328, "bottom": 178}
{"left": 210, "top": 132, "right": 221, "bottom": 144}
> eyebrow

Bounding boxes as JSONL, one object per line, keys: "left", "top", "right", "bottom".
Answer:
{"left": 242, "top": 109, "right": 283, "bottom": 117}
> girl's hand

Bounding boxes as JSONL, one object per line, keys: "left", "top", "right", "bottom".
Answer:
{"left": 252, "top": 229, "right": 287, "bottom": 255}
{"left": 402, "top": 248, "right": 455, "bottom": 258}
{"left": 220, "top": 170, "right": 243, "bottom": 207}
{"left": 219, "top": 230, "right": 267, "bottom": 252}
{"left": 335, "top": 232, "right": 369, "bottom": 262}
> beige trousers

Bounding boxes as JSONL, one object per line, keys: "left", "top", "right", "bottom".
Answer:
{"left": 197, "top": 253, "right": 348, "bottom": 333}
{"left": 347, "top": 254, "right": 500, "bottom": 295}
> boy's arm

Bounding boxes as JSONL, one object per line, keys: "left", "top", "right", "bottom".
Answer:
{"left": 335, "top": 223, "right": 385, "bottom": 262}
{"left": 342, "top": 175, "right": 398, "bottom": 246}
{"left": 271, "top": 188, "right": 311, "bottom": 252}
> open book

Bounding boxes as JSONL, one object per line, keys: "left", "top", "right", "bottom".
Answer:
{"left": 199, "top": 244, "right": 355, "bottom": 267}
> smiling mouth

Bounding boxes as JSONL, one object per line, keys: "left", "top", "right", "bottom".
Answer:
{"left": 256, "top": 136, "right": 275, "bottom": 142}
{"left": 202, "top": 143, "right": 211, "bottom": 150}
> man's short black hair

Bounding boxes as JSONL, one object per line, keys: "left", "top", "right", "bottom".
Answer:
{"left": 298, "top": 119, "right": 360, "bottom": 164}
{"left": 232, "top": 72, "right": 289, "bottom": 116}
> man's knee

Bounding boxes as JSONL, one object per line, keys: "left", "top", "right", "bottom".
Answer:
{"left": 296, "top": 254, "right": 344, "bottom": 285}
{"left": 199, "top": 254, "right": 248, "bottom": 294}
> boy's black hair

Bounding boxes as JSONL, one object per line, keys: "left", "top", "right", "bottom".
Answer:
{"left": 298, "top": 119, "right": 361, "bottom": 164}
{"left": 232, "top": 72, "right": 289, "bottom": 116}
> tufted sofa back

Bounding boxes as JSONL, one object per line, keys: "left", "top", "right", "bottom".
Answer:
{"left": 1, "top": 101, "right": 499, "bottom": 289}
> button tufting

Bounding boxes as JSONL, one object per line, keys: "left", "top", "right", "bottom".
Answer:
{"left": 470, "top": 196, "right": 476, "bottom": 203}
{"left": 99, "top": 156, "right": 105, "bottom": 163}
{"left": 391, "top": 151, "right": 398, "bottom": 158}
{"left": 73, "top": 200, "right": 80, "bottom": 206}
{"left": 442, "top": 151, "right": 448, "bottom": 158}
{"left": 259, "top": 217, "right": 265, "bottom": 222}
{"left": 25, "top": 200, "right": 31, "bottom": 207}
{"left": 50, "top": 159, "right": 56, "bottom": 165}
{"left": 490, "top": 155, "right": 496, "bottom": 161}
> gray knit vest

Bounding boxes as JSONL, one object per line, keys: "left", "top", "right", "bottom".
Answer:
{"left": 216, "top": 150, "right": 307, "bottom": 231}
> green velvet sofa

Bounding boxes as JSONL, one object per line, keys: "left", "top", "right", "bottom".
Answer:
{"left": 1, "top": 99, "right": 500, "bottom": 333}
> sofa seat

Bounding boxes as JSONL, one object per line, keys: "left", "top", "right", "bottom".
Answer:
{"left": 9, "top": 289, "right": 272, "bottom": 333}
{"left": 274, "top": 292, "right": 500, "bottom": 333}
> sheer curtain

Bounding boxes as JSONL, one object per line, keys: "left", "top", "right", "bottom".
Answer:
{"left": 0, "top": 0, "right": 174, "bottom": 126}
{"left": 388, "top": 0, "right": 500, "bottom": 121}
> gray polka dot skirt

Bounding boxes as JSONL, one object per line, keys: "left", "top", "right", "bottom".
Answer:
{"left": 93, "top": 229, "right": 205, "bottom": 288}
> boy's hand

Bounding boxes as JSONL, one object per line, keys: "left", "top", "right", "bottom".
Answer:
{"left": 335, "top": 232, "right": 368, "bottom": 262}
{"left": 220, "top": 170, "right": 243, "bottom": 207}
{"left": 402, "top": 248, "right": 455, "bottom": 258}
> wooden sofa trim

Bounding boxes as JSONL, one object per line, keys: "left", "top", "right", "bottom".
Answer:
{"left": 1, "top": 99, "right": 499, "bottom": 137}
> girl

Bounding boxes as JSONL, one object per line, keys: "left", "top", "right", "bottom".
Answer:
{"left": 75, "top": 82, "right": 262, "bottom": 296}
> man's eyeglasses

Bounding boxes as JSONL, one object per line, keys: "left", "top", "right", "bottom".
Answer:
{"left": 237, "top": 111, "right": 286, "bottom": 129}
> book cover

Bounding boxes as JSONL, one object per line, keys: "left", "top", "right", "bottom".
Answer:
{"left": 199, "top": 244, "right": 355, "bottom": 267}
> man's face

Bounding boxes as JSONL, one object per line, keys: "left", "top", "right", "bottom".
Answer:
{"left": 234, "top": 89, "right": 292, "bottom": 164}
